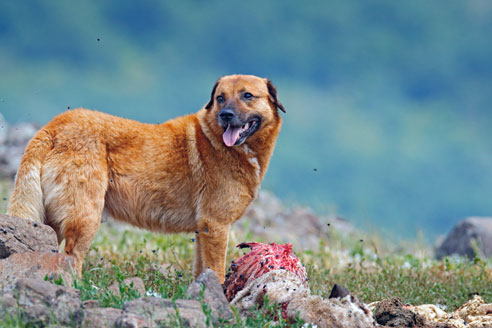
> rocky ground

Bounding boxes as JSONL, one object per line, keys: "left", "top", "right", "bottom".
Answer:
{"left": 1, "top": 212, "right": 491, "bottom": 327}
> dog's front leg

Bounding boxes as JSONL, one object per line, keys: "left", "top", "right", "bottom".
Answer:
{"left": 194, "top": 223, "right": 230, "bottom": 283}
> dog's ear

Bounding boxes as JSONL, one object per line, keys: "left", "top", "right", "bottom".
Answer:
{"left": 205, "top": 80, "right": 220, "bottom": 110}
{"left": 266, "top": 79, "right": 286, "bottom": 113}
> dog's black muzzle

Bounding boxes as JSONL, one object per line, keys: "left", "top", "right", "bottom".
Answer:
{"left": 218, "top": 108, "right": 243, "bottom": 128}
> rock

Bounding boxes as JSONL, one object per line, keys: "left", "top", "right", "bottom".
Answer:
{"left": 329, "top": 284, "right": 351, "bottom": 299}
{"left": 83, "top": 307, "right": 123, "bottom": 328}
{"left": 0, "top": 121, "right": 38, "bottom": 179}
{"left": 436, "top": 217, "right": 492, "bottom": 259}
{"left": 115, "top": 312, "right": 148, "bottom": 328}
{"left": 0, "top": 214, "right": 59, "bottom": 259}
{"left": 82, "top": 299, "right": 100, "bottom": 309}
{"left": 233, "top": 190, "right": 355, "bottom": 250}
{"left": 0, "top": 278, "right": 83, "bottom": 327}
{"left": 108, "top": 277, "right": 146, "bottom": 298}
{"left": 435, "top": 324, "right": 459, "bottom": 328}
{"left": 374, "top": 298, "right": 430, "bottom": 328}
{"left": 116, "top": 296, "right": 208, "bottom": 328}
{"left": 7, "top": 122, "right": 38, "bottom": 147}
{"left": 235, "top": 191, "right": 324, "bottom": 249}
{"left": 0, "top": 293, "right": 17, "bottom": 312}
{"left": 186, "top": 268, "right": 234, "bottom": 322}
{"left": 0, "top": 251, "right": 75, "bottom": 291}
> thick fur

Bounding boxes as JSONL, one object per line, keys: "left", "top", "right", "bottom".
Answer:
{"left": 7, "top": 75, "right": 283, "bottom": 282}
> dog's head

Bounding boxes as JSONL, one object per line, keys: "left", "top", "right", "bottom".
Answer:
{"left": 203, "top": 75, "right": 285, "bottom": 147}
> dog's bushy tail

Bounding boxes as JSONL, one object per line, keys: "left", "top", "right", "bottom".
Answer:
{"left": 7, "top": 129, "right": 52, "bottom": 223}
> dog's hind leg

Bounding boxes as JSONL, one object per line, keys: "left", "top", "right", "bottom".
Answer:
{"left": 42, "top": 148, "right": 108, "bottom": 275}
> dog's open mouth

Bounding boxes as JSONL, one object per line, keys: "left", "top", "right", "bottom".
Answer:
{"left": 222, "top": 118, "right": 260, "bottom": 147}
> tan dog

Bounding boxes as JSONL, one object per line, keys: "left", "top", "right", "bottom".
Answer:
{"left": 7, "top": 74, "right": 284, "bottom": 282}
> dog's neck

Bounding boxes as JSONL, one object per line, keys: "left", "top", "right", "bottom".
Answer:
{"left": 196, "top": 108, "right": 281, "bottom": 182}
{"left": 241, "top": 117, "right": 282, "bottom": 181}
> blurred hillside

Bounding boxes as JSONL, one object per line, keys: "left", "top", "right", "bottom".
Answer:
{"left": 1, "top": 0, "right": 491, "bottom": 239}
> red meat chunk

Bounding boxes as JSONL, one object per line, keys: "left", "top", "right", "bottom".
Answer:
{"left": 223, "top": 242, "right": 308, "bottom": 302}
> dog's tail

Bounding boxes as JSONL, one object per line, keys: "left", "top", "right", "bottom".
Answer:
{"left": 7, "top": 128, "right": 52, "bottom": 223}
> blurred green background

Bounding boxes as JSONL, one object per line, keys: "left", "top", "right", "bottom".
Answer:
{"left": 1, "top": 0, "right": 491, "bottom": 239}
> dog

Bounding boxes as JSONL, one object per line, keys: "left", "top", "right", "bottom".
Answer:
{"left": 7, "top": 74, "right": 285, "bottom": 282}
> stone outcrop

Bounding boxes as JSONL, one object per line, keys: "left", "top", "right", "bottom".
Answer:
{"left": 436, "top": 217, "right": 492, "bottom": 259}
{"left": 186, "top": 268, "right": 234, "bottom": 322}
{"left": 234, "top": 190, "right": 354, "bottom": 250}
{"left": 0, "top": 278, "right": 83, "bottom": 327}
{"left": 0, "top": 270, "right": 234, "bottom": 327}
{"left": 0, "top": 214, "right": 58, "bottom": 259}
{"left": 0, "top": 251, "right": 75, "bottom": 291}
{"left": 374, "top": 298, "right": 432, "bottom": 328}
{"left": 0, "top": 115, "right": 38, "bottom": 179}
{"left": 0, "top": 214, "right": 74, "bottom": 291}
{"left": 83, "top": 307, "right": 123, "bottom": 328}
{"left": 116, "top": 297, "right": 208, "bottom": 328}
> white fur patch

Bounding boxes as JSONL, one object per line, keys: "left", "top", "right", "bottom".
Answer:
{"left": 41, "top": 165, "right": 69, "bottom": 229}
{"left": 242, "top": 145, "right": 260, "bottom": 179}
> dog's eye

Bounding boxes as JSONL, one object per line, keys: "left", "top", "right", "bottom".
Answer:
{"left": 216, "top": 95, "right": 225, "bottom": 103}
{"left": 243, "top": 92, "right": 254, "bottom": 99}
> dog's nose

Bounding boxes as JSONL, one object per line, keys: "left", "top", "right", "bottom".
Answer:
{"left": 219, "top": 109, "right": 236, "bottom": 122}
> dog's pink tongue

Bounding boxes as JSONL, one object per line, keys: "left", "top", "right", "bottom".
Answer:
{"left": 223, "top": 125, "right": 241, "bottom": 147}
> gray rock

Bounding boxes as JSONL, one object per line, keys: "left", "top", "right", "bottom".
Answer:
{"left": 0, "top": 278, "right": 83, "bottom": 327}
{"left": 108, "top": 277, "right": 146, "bottom": 298}
{"left": 329, "top": 284, "right": 351, "bottom": 299}
{"left": 117, "top": 296, "right": 208, "bottom": 328}
{"left": 0, "top": 214, "right": 59, "bottom": 259}
{"left": 234, "top": 190, "right": 355, "bottom": 250}
{"left": 0, "top": 121, "right": 38, "bottom": 179}
{"left": 0, "top": 251, "right": 75, "bottom": 291}
{"left": 7, "top": 123, "right": 38, "bottom": 147}
{"left": 83, "top": 307, "right": 123, "bottom": 328}
{"left": 82, "top": 299, "right": 100, "bottom": 309}
{"left": 186, "top": 268, "right": 234, "bottom": 322}
{"left": 374, "top": 298, "right": 427, "bottom": 327}
{"left": 436, "top": 217, "right": 492, "bottom": 259}
{"left": 0, "top": 293, "right": 17, "bottom": 313}
{"left": 115, "top": 312, "right": 148, "bottom": 328}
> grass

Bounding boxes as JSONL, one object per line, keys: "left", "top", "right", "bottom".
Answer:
{"left": 0, "top": 179, "right": 12, "bottom": 214}
{"left": 1, "top": 178, "right": 491, "bottom": 326}
{"left": 73, "top": 222, "right": 491, "bottom": 321}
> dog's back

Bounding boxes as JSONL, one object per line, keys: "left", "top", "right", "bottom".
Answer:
{"left": 8, "top": 108, "right": 196, "bottom": 235}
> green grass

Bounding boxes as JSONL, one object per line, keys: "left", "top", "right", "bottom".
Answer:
{"left": 0, "top": 179, "right": 12, "bottom": 214}
{"left": 1, "top": 220, "right": 491, "bottom": 327}
{"left": 74, "top": 223, "right": 491, "bottom": 318}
